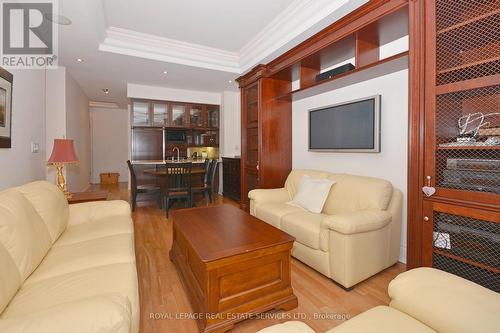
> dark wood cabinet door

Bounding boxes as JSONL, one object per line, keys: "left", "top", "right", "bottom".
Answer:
{"left": 131, "top": 128, "right": 163, "bottom": 160}
{"left": 422, "top": 1, "right": 500, "bottom": 207}
{"left": 241, "top": 82, "right": 260, "bottom": 210}
{"left": 207, "top": 106, "right": 219, "bottom": 128}
{"left": 189, "top": 104, "right": 204, "bottom": 128}
{"left": 222, "top": 157, "right": 241, "bottom": 202}
{"left": 171, "top": 104, "right": 187, "bottom": 127}
{"left": 422, "top": 200, "right": 500, "bottom": 293}
{"left": 407, "top": 0, "right": 500, "bottom": 273}
{"left": 131, "top": 101, "right": 150, "bottom": 126}
{"left": 152, "top": 102, "right": 168, "bottom": 127}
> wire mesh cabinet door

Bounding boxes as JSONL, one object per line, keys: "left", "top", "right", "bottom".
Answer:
{"left": 423, "top": 0, "right": 500, "bottom": 206}
{"left": 422, "top": 201, "right": 500, "bottom": 293}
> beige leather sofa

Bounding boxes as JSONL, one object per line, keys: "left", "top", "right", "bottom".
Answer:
{"left": 0, "top": 181, "right": 139, "bottom": 333}
{"left": 249, "top": 170, "right": 402, "bottom": 289}
{"left": 257, "top": 268, "right": 500, "bottom": 333}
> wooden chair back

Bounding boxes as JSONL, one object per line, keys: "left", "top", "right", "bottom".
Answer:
{"left": 201, "top": 159, "right": 210, "bottom": 184}
{"left": 164, "top": 162, "right": 192, "bottom": 194}
{"left": 208, "top": 160, "right": 218, "bottom": 189}
{"left": 127, "top": 160, "right": 137, "bottom": 192}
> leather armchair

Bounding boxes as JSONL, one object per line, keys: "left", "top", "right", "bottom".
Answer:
{"left": 249, "top": 169, "right": 403, "bottom": 289}
{"left": 257, "top": 268, "right": 500, "bottom": 333}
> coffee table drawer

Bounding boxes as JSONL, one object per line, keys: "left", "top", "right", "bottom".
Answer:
{"left": 216, "top": 251, "right": 291, "bottom": 312}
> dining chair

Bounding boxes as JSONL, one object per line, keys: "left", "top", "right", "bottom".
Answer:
{"left": 191, "top": 159, "right": 218, "bottom": 206}
{"left": 202, "top": 158, "right": 210, "bottom": 173}
{"left": 126, "top": 160, "right": 161, "bottom": 211}
{"left": 207, "top": 160, "right": 219, "bottom": 203}
{"left": 163, "top": 162, "right": 192, "bottom": 217}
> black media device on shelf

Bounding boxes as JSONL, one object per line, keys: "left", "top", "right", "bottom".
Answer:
{"left": 315, "top": 63, "right": 355, "bottom": 82}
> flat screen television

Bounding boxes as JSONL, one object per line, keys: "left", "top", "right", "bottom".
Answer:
{"left": 309, "top": 95, "right": 381, "bottom": 152}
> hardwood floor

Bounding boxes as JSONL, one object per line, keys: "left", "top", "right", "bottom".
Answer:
{"left": 89, "top": 183, "right": 406, "bottom": 333}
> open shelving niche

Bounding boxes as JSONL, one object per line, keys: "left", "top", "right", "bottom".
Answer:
{"left": 271, "top": 5, "right": 409, "bottom": 101}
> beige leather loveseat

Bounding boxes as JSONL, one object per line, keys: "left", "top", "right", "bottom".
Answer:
{"left": 249, "top": 170, "right": 402, "bottom": 289}
{"left": 0, "top": 181, "right": 139, "bottom": 333}
{"left": 257, "top": 268, "right": 500, "bottom": 333}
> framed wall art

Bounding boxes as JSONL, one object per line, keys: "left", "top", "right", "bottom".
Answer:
{"left": 0, "top": 67, "right": 13, "bottom": 148}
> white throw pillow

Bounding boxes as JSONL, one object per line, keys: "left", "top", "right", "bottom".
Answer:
{"left": 287, "top": 175, "right": 335, "bottom": 213}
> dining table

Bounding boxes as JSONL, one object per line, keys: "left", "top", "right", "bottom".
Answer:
{"left": 143, "top": 166, "right": 207, "bottom": 210}
{"left": 143, "top": 168, "right": 205, "bottom": 176}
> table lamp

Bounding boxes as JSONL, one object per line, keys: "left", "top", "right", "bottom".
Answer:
{"left": 47, "top": 139, "right": 79, "bottom": 198}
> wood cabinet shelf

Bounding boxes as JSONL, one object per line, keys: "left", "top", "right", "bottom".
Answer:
{"left": 437, "top": 9, "right": 500, "bottom": 35}
{"left": 286, "top": 51, "right": 408, "bottom": 97}
{"left": 435, "top": 74, "right": 500, "bottom": 95}
{"left": 434, "top": 249, "right": 500, "bottom": 275}
{"left": 437, "top": 56, "right": 500, "bottom": 75}
{"left": 437, "top": 145, "right": 500, "bottom": 151}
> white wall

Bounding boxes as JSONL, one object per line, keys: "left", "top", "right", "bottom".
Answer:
{"left": 65, "top": 71, "right": 91, "bottom": 192}
{"left": 219, "top": 91, "right": 241, "bottom": 193}
{"left": 45, "top": 67, "right": 91, "bottom": 191}
{"left": 0, "top": 69, "right": 46, "bottom": 190}
{"left": 127, "top": 83, "right": 222, "bottom": 105}
{"left": 90, "top": 108, "right": 130, "bottom": 184}
{"left": 221, "top": 91, "right": 241, "bottom": 157}
{"left": 292, "top": 58, "right": 408, "bottom": 262}
{"left": 45, "top": 67, "right": 67, "bottom": 183}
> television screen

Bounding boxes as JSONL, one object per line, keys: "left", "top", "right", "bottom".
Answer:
{"left": 309, "top": 95, "right": 380, "bottom": 152}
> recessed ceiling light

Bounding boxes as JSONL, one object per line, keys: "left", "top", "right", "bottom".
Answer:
{"left": 228, "top": 80, "right": 233, "bottom": 83}
{"left": 102, "top": 89, "right": 109, "bottom": 94}
{"left": 44, "top": 13, "right": 72, "bottom": 25}
{"left": 77, "top": 58, "right": 84, "bottom": 62}
{"left": 162, "top": 71, "right": 168, "bottom": 74}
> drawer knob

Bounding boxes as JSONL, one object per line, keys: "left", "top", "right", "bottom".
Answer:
{"left": 423, "top": 216, "right": 429, "bottom": 222}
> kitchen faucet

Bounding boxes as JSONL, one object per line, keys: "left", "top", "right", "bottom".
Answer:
{"left": 172, "top": 147, "right": 180, "bottom": 161}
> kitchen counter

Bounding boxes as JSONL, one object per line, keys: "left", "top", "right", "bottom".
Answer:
{"left": 131, "top": 158, "right": 219, "bottom": 165}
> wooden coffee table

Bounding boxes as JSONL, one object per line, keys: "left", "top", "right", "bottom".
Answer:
{"left": 170, "top": 204, "right": 297, "bottom": 333}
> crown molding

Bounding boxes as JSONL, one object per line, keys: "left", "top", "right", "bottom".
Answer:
{"left": 99, "top": 27, "right": 241, "bottom": 73}
{"left": 238, "top": 0, "right": 367, "bottom": 73}
{"left": 98, "top": 0, "right": 366, "bottom": 74}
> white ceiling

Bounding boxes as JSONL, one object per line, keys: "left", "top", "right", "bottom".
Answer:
{"left": 102, "top": 0, "right": 292, "bottom": 52}
{"left": 57, "top": 0, "right": 367, "bottom": 108}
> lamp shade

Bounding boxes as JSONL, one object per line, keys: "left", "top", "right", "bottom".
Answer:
{"left": 47, "top": 139, "right": 79, "bottom": 165}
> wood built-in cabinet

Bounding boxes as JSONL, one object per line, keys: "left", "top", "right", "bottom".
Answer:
{"left": 408, "top": 0, "right": 499, "bottom": 292}
{"left": 171, "top": 103, "right": 187, "bottom": 127}
{"left": 131, "top": 99, "right": 220, "bottom": 171}
{"left": 237, "top": 0, "right": 409, "bottom": 211}
{"left": 222, "top": 157, "right": 241, "bottom": 202}
{"left": 131, "top": 99, "right": 219, "bottom": 129}
{"left": 238, "top": 70, "right": 292, "bottom": 211}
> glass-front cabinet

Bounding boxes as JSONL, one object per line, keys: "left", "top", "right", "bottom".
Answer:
{"left": 131, "top": 101, "right": 150, "bottom": 126}
{"left": 171, "top": 104, "right": 186, "bottom": 127}
{"left": 207, "top": 106, "right": 219, "bottom": 128}
{"left": 189, "top": 105, "right": 204, "bottom": 127}
{"left": 152, "top": 102, "right": 168, "bottom": 126}
{"left": 130, "top": 99, "right": 219, "bottom": 129}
